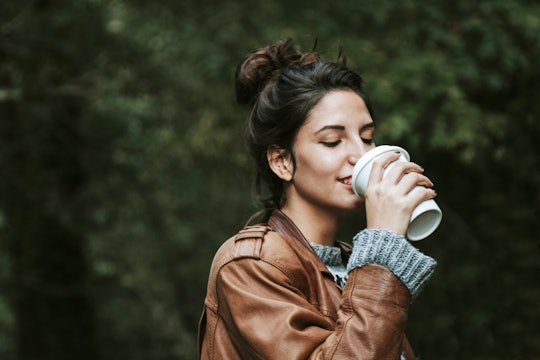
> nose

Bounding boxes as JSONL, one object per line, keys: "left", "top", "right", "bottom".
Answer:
{"left": 348, "top": 142, "right": 369, "bottom": 165}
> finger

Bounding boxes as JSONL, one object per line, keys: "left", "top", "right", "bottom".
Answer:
{"left": 383, "top": 161, "right": 425, "bottom": 185}
{"left": 407, "top": 186, "right": 437, "bottom": 209}
{"left": 368, "top": 152, "right": 401, "bottom": 185}
{"left": 399, "top": 172, "right": 434, "bottom": 195}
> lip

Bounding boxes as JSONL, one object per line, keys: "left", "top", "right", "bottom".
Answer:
{"left": 338, "top": 175, "right": 352, "bottom": 186}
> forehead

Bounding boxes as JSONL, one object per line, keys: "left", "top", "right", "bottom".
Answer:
{"left": 303, "top": 89, "right": 371, "bottom": 131}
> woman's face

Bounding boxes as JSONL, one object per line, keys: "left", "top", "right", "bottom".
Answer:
{"left": 285, "top": 89, "right": 376, "bottom": 214}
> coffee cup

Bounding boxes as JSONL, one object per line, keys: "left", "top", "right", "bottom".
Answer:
{"left": 351, "top": 145, "right": 442, "bottom": 241}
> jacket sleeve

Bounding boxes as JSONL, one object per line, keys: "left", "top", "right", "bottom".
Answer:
{"left": 215, "top": 256, "right": 413, "bottom": 359}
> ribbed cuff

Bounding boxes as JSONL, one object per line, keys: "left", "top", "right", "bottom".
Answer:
{"left": 347, "top": 229, "right": 437, "bottom": 301}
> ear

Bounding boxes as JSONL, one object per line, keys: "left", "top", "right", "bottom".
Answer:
{"left": 267, "top": 145, "right": 294, "bottom": 181}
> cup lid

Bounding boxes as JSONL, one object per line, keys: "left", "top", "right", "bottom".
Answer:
{"left": 352, "top": 145, "right": 410, "bottom": 197}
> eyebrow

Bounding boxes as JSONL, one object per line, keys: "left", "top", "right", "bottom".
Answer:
{"left": 314, "top": 122, "right": 375, "bottom": 135}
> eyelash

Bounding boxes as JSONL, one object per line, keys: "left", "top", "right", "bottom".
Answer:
{"left": 321, "top": 138, "right": 373, "bottom": 147}
{"left": 321, "top": 141, "right": 342, "bottom": 148}
{"left": 362, "top": 138, "right": 374, "bottom": 145}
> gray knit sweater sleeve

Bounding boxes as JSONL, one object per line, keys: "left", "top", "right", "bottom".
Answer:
{"left": 346, "top": 229, "right": 437, "bottom": 301}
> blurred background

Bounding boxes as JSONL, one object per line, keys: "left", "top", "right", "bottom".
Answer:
{"left": 1, "top": 0, "right": 539, "bottom": 359}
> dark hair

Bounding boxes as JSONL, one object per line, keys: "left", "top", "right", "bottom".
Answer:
{"left": 235, "top": 38, "right": 373, "bottom": 221}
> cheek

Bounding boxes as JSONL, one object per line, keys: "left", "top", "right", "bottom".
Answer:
{"left": 295, "top": 152, "right": 340, "bottom": 179}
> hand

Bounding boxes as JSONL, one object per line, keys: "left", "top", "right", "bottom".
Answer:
{"left": 364, "top": 152, "right": 437, "bottom": 235}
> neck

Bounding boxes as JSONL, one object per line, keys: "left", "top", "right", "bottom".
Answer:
{"left": 280, "top": 202, "right": 341, "bottom": 247}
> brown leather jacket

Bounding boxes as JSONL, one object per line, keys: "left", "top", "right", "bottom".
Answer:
{"left": 198, "top": 210, "right": 415, "bottom": 359}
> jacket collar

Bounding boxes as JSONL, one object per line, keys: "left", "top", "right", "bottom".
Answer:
{"left": 267, "top": 209, "right": 313, "bottom": 249}
{"left": 268, "top": 209, "right": 350, "bottom": 278}
{"left": 267, "top": 209, "right": 352, "bottom": 264}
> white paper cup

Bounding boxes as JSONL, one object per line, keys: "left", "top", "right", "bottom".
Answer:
{"left": 351, "top": 145, "right": 442, "bottom": 241}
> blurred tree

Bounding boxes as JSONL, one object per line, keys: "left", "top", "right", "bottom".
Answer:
{"left": 0, "top": 1, "right": 104, "bottom": 359}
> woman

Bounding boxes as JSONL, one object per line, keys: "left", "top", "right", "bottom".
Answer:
{"left": 198, "top": 38, "right": 437, "bottom": 360}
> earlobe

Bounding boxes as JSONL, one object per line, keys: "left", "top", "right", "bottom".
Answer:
{"left": 267, "top": 146, "right": 293, "bottom": 181}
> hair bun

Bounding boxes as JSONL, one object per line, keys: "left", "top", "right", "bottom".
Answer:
{"left": 235, "top": 38, "right": 317, "bottom": 104}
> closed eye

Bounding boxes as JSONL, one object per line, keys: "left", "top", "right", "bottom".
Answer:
{"left": 321, "top": 140, "right": 342, "bottom": 148}
{"left": 362, "top": 138, "right": 374, "bottom": 145}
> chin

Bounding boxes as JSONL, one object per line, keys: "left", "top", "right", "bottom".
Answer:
{"left": 334, "top": 197, "right": 364, "bottom": 213}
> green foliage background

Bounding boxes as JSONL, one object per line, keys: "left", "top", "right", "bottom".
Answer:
{"left": 0, "top": 0, "right": 539, "bottom": 359}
